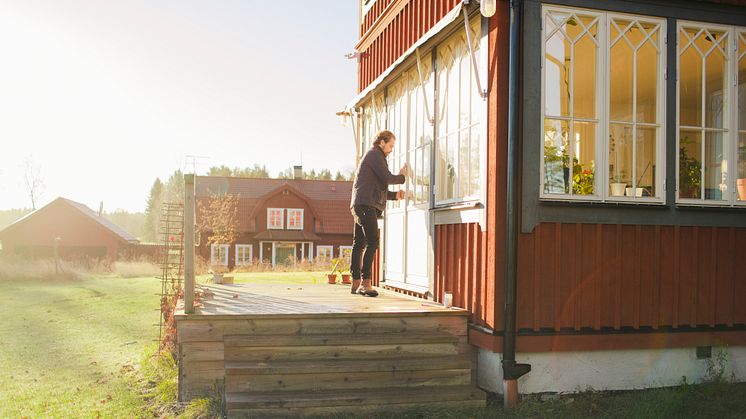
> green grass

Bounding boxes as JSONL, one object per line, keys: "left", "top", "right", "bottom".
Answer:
{"left": 0, "top": 276, "right": 162, "bottom": 417}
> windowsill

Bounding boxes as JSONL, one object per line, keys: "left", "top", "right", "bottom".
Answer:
{"left": 267, "top": 227, "right": 284, "bottom": 230}
{"left": 538, "top": 197, "right": 668, "bottom": 208}
{"left": 432, "top": 200, "right": 483, "bottom": 211}
{"left": 675, "top": 202, "right": 746, "bottom": 210}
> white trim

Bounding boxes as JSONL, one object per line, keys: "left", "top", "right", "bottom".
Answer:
{"left": 210, "top": 243, "right": 229, "bottom": 267}
{"left": 267, "top": 208, "right": 284, "bottom": 229}
{"left": 316, "top": 245, "right": 334, "bottom": 261}
{"left": 286, "top": 208, "right": 304, "bottom": 230}
{"left": 539, "top": 6, "right": 667, "bottom": 204}
{"left": 339, "top": 245, "right": 353, "bottom": 259}
{"left": 235, "top": 244, "right": 253, "bottom": 266}
{"left": 676, "top": 21, "right": 746, "bottom": 206}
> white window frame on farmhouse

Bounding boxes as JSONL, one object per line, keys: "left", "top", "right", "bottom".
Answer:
{"left": 540, "top": 5, "right": 667, "bottom": 203}
{"left": 210, "top": 243, "right": 229, "bottom": 267}
{"left": 676, "top": 21, "right": 746, "bottom": 207}
{"left": 316, "top": 245, "right": 333, "bottom": 261}
{"left": 286, "top": 208, "right": 304, "bottom": 230}
{"left": 267, "top": 208, "right": 284, "bottom": 229}
{"left": 235, "top": 244, "right": 253, "bottom": 266}
{"left": 339, "top": 245, "right": 353, "bottom": 260}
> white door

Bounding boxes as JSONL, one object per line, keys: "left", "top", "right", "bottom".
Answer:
{"left": 383, "top": 54, "right": 434, "bottom": 294}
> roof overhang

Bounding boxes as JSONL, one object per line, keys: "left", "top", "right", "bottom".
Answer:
{"left": 346, "top": 1, "right": 465, "bottom": 112}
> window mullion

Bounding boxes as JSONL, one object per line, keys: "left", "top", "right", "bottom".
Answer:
{"left": 632, "top": 35, "right": 639, "bottom": 192}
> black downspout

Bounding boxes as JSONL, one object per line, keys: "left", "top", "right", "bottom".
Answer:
{"left": 502, "top": 0, "right": 531, "bottom": 398}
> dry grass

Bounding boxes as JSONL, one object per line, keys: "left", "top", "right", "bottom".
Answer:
{"left": 112, "top": 260, "right": 161, "bottom": 278}
{"left": 0, "top": 255, "right": 82, "bottom": 281}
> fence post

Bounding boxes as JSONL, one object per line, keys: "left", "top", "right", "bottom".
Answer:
{"left": 184, "top": 174, "right": 195, "bottom": 314}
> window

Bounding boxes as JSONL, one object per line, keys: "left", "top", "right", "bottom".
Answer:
{"left": 235, "top": 244, "right": 252, "bottom": 266}
{"left": 435, "top": 15, "right": 483, "bottom": 204}
{"left": 386, "top": 76, "right": 408, "bottom": 210}
{"left": 267, "top": 208, "right": 284, "bottom": 229}
{"left": 541, "top": 6, "right": 666, "bottom": 202}
{"left": 210, "top": 243, "right": 229, "bottom": 267}
{"left": 316, "top": 245, "right": 333, "bottom": 261}
{"left": 339, "top": 245, "right": 353, "bottom": 261}
{"left": 287, "top": 208, "right": 304, "bottom": 230}
{"left": 677, "top": 22, "right": 746, "bottom": 206}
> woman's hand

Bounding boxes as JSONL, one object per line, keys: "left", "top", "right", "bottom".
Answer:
{"left": 396, "top": 190, "right": 405, "bottom": 200}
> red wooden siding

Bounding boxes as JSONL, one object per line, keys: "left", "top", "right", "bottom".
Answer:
{"left": 434, "top": 223, "right": 497, "bottom": 330}
{"left": 516, "top": 223, "right": 746, "bottom": 332}
{"left": 358, "top": 0, "right": 461, "bottom": 91}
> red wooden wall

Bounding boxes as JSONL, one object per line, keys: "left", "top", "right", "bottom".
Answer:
{"left": 516, "top": 224, "right": 746, "bottom": 332}
{"left": 358, "top": 0, "right": 462, "bottom": 91}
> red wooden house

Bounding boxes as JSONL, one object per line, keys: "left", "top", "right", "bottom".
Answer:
{"left": 345, "top": 0, "right": 746, "bottom": 397}
{"left": 0, "top": 197, "right": 138, "bottom": 260}
{"left": 195, "top": 174, "right": 353, "bottom": 269}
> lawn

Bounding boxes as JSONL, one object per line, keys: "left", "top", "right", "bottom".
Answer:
{"left": 1, "top": 270, "right": 744, "bottom": 419}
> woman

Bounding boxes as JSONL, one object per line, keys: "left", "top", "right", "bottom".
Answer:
{"left": 349, "top": 130, "right": 407, "bottom": 297}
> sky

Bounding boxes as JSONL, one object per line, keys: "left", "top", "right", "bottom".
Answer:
{"left": 0, "top": 0, "right": 359, "bottom": 213}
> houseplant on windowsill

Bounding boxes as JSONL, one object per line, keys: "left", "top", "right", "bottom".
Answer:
{"left": 610, "top": 171, "right": 627, "bottom": 197}
{"left": 737, "top": 143, "right": 746, "bottom": 201}
{"left": 679, "top": 136, "right": 702, "bottom": 199}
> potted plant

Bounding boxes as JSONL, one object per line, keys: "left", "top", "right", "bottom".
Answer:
{"left": 738, "top": 142, "right": 746, "bottom": 201}
{"left": 610, "top": 170, "right": 627, "bottom": 197}
{"left": 679, "top": 136, "right": 702, "bottom": 199}
{"left": 327, "top": 258, "right": 342, "bottom": 284}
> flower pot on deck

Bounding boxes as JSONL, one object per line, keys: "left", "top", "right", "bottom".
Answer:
{"left": 212, "top": 273, "right": 224, "bottom": 284}
{"left": 341, "top": 274, "right": 352, "bottom": 284}
{"left": 327, "top": 274, "right": 338, "bottom": 284}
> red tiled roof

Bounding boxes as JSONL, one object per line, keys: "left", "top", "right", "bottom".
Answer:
{"left": 253, "top": 230, "right": 321, "bottom": 241}
{"left": 196, "top": 176, "right": 353, "bottom": 235}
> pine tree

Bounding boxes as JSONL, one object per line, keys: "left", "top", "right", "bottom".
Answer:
{"left": 143, "top": 178, "right": 163, "bottom": 242}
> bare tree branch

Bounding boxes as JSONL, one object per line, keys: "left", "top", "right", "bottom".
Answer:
{"left": 23, "top": 156, "right": 44, "bottom": 210}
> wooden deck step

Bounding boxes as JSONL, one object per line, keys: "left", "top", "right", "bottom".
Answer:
{"left": 225, "top": 384, "right": 486, "bottom": 411}
{"left": 224, "top": 341, "right": 463, "bottom": 362}
{"left": 225, "top": 356, "right": 471, "bottom": 375}
{"left": 228, "top": 399, "right": 486, "bottom": 418}
{"left": 223, "top": 332, "right": 460, "bottom": 347}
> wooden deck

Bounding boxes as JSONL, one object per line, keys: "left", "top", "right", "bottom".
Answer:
{"left": 174, "top": 283, "right": 484, "bottom": 418}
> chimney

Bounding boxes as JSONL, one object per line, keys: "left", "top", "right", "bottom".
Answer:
{"left": 98, "top": 201, "right": 104, "bottom": 216}
{"left": 293, "top": 165, "right": 303, "bottom": 179}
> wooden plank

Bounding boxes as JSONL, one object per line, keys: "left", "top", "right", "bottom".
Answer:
{"left": 228, "top": 400, "right": 486, "bottom": 419}
{"left": 224, "top": 356, "right": 472, "bottom": 375}
{"left": 224, "top": 342, "right": 464, "bottom": 362}
{"left": 225, "top": 368, "right": 472, "bottom": 393}
{"left": 225, "top": 384, "right": 485, "bottom": 410}
{"left": 223, "top": 332, "right": 461, "bottom": 348}
{"left": 180, "top": 342, "right": 224, "bottom": 362}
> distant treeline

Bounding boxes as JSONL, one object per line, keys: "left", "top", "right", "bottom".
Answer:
{"left": 206, "top": 164, "right": 354, "bottom": 181}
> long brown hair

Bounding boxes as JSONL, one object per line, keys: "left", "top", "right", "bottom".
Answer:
{"left": 372, "top": 130, "right": 395, "bottom": 148}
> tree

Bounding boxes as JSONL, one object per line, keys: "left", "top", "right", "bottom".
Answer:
{"left": 23, "top": 156, "right": 44, "bottom": 210}
{"left": 277, "top": 167, "right": 293, "bottom": 179}
{"left": 335, "top": 171, "right": 346, "bottom": 181}
{"left": 197, "top": 193, "right": 240, "bottom": 269}
{"left": 206, "top": 165, "right": 233, "bottom": 177}
{"left": 318, "top": 169, "right": 332, "bottom": 180}
{"left": 143, "top": 178, "right": 163, "bottom": 242}
{"left": 163, "top": 170, "right": 184, "bottom": 205}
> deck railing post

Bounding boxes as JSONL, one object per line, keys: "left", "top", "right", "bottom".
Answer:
{"left": 184, "top": 174, "right": 196, "bottom": 314}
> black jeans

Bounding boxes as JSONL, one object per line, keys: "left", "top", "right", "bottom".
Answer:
{"left": 350, "top": 205, "right": 380, "bottom": 280}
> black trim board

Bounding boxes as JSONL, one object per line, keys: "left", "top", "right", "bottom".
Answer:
{"left": 520, "top": 0, "right": 746, "bottom": 233}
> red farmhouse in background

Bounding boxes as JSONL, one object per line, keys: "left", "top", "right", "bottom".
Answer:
{"left": 195, "top": 172, "right": 354, "bottom": 269}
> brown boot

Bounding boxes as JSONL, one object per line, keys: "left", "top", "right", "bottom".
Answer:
{"left": 351, "top": 279, "right": 361, "bottom": 294}
{"left": 356, "top": 279, "right": 378, "bottom": 297}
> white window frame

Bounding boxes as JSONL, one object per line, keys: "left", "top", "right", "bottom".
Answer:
{"left": 539, "top": 5, "right": 667, "bottom": 204}
{"left": 267, "top": 208, "right": 284, "bottom": 229}
{"left": 676, "top": 21, "right": 746, "bottom": 207}
{"left": 286, "top": 208, "right": 304, "bottom": 230}
{"left": 433, "top": 14, "right": 487, "bottom": 207}
{"left": 339, "top": 245, "right": 353, "bottom": 259}
{"left": 235, "top": 244, "right": 253, "bottom": 266}
{"left": 210, "top": 243, "right": 229, "bottom": 267}
{"left": 316, "top": 245, "right": 333, "bottom": 261}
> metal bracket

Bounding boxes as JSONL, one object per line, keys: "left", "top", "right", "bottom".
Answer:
{"left": 415, "top": 48, "right": 435, "bottom": 125}
{"left": 463, "top": 7, "right": 488, "bottom": 99}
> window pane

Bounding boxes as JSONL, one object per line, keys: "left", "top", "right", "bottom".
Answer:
{"left": 740, "top": 34, "right": 746, "bottom": 131}
{"left": 635, "top": 128, "right": 657, "bottom": 197}
{"left": 637, "top": 39, "right": 659, "bottom": 124}
{"left": 459, "top": 130, "right": 470, "bottom": 197}
{"left": 544, "top": 14, "right": 571, "bottom": 117}
{"left": 573, "top": 24, "right": 597, "bottom": 119}
{"left": 680, "top": 32, "right": 703, "bottom": 127}
{"left": 609, "top": 124, "right": 633, "bottom": 195}
{"left": 422, "top": 143, "right": 431, "bottom": 203}
{"left": 544, "top": 118, "right": 571, "bottom": 194}
{"left": 679, "top": 130, "right": 702, "bottom": 199}
{"left": 704, "top": 131, "right": 727, "bottom": 200}
{"left": 705, "top": 45, "right": 727, "bottom": 129}
{"left": 572, "top": 121, "right": 596, "bottom": 195}
{"left": 470, "top": 126, "right": 481, "bottom": 197}
{"left": 610, "top": 36, "right": 634, "bottom": 121}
